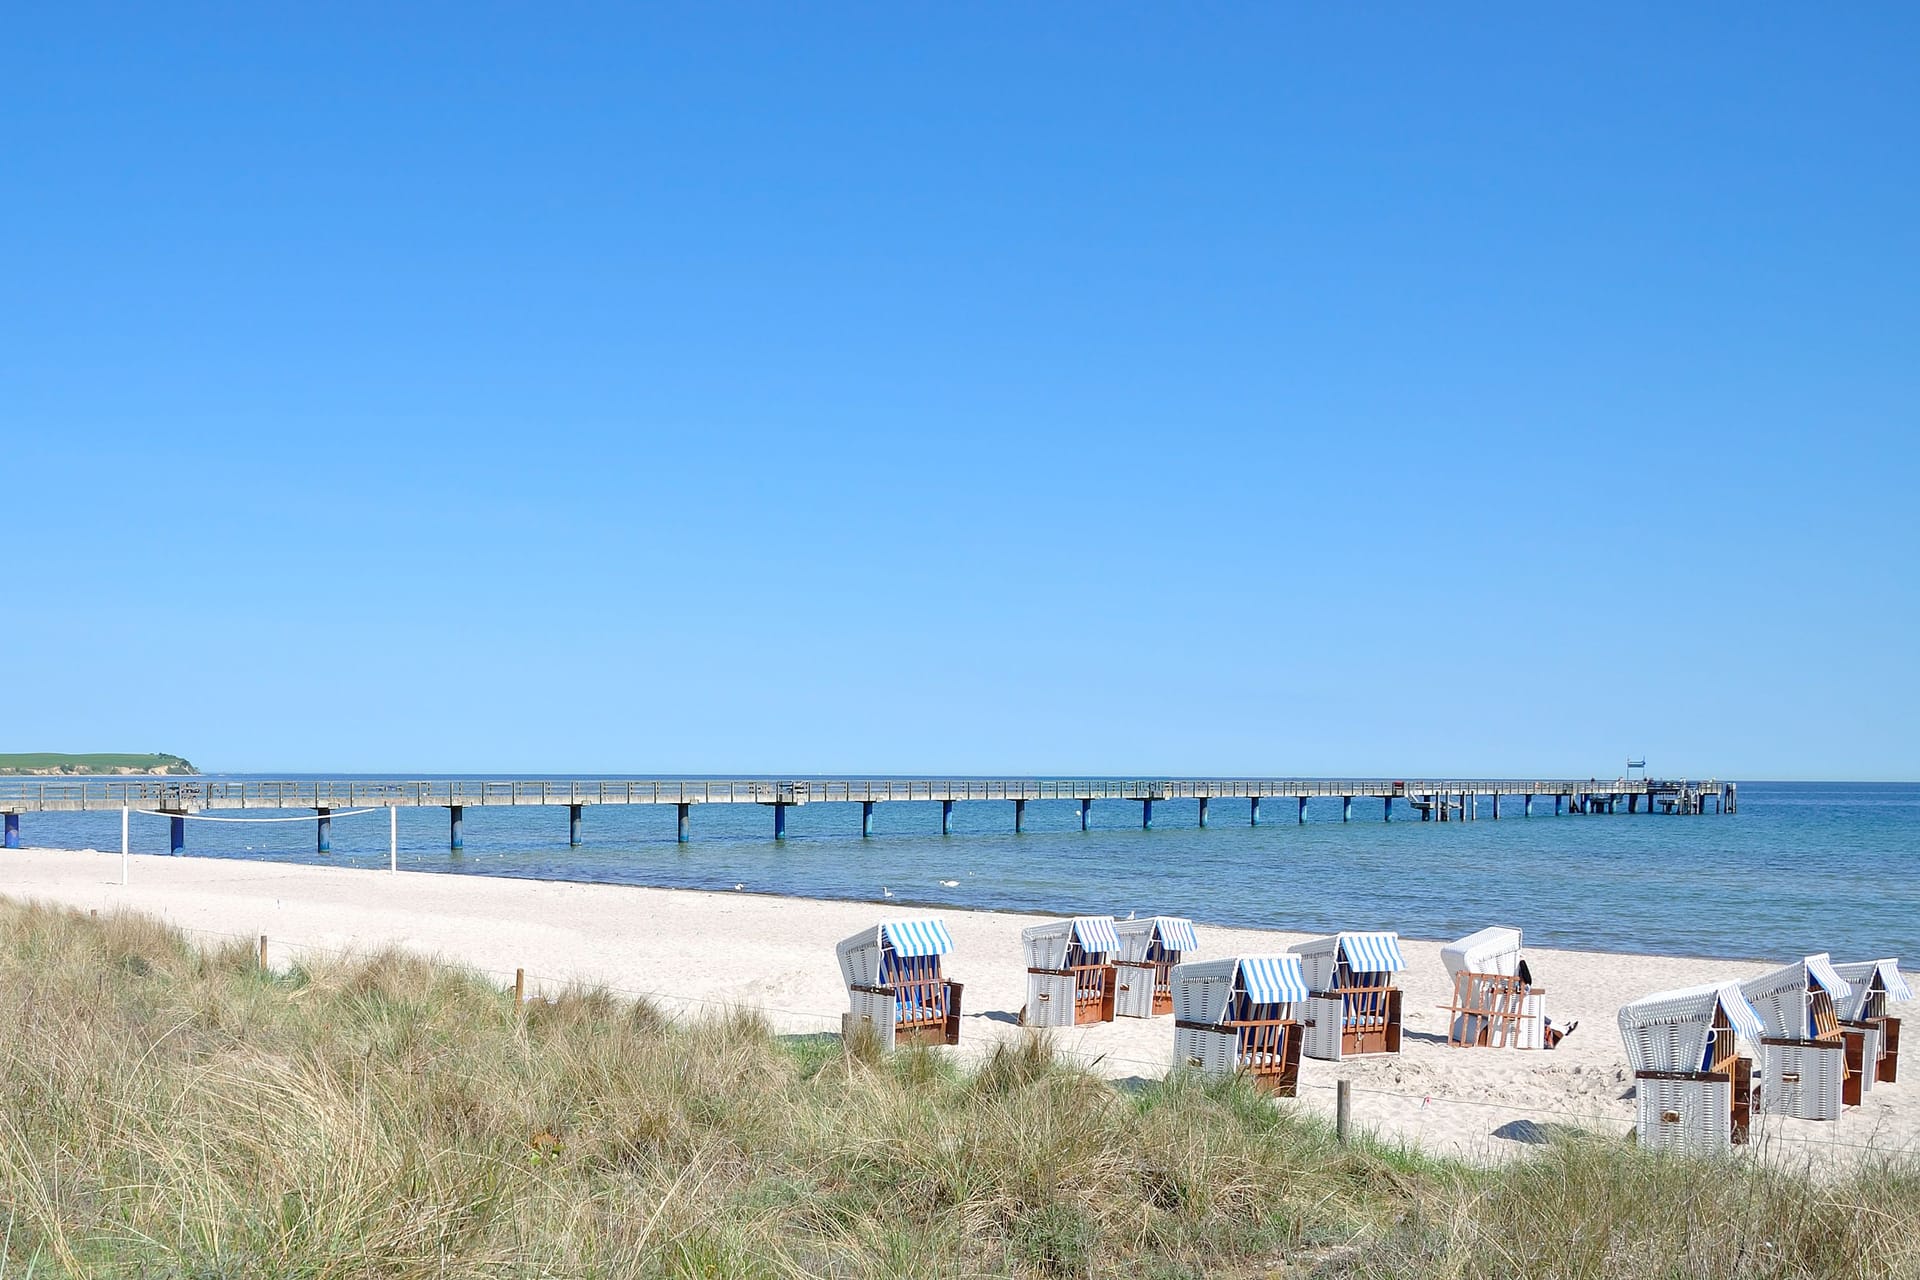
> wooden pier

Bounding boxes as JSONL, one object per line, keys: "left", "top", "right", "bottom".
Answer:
{"left": 0, "top": 775, "right": 1734, "bottom": 853}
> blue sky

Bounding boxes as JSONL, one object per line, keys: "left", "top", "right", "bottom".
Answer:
{"left": 3, "top": 6, "right": 1914, "bottom": 779}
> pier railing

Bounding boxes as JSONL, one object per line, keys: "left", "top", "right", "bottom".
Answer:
{"left": 0, "top": 775, "right": 1711, "bottom": 813}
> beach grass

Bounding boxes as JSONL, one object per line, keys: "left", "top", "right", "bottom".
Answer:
{"left": 2, "top": 900, "right": 1917, "bottom": 1278}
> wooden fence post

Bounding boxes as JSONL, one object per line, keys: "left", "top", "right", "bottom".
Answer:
{"left": 258, "top": 935, "right": 269, "bottom": 970}
{"left": 1336, "top": 1079, "right": 1351, "bottom": 1145}
{"left": 515, "top": 967, "right": 526, "bottom": 1009}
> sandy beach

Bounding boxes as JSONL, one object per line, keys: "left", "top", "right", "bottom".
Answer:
{"left": 4, "top": 846, "right": 1912, "bottom": 1167}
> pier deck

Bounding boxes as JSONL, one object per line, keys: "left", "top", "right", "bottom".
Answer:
{"left": 0, "top": 774, "right": 1733, "bottom": 853}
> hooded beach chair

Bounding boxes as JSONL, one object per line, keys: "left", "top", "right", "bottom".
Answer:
{"left": 1113, "top": 916, "right": 1199, "bottom": 1018}
{"left": 1440, "top": 926, "right": 1548, "bottom": 1049}
{"left": 1021, "top": 916, "right": 1121, "bottom": 1027}
{"left": 1740, "top": 954, "right": 1858, "bottom": 1121}
{"left": 1171, "top": 954, "right": 1309, "bottom": 1095}
{"left": 835, "top": 918, "right": 963, "bottom": 1050}
{"left": 1832, "top": 958, "right": 1910, "bottom": 1086}
{"left": 1291, "top": 931, "right": 1405, "bottom": 1060}
{"left": 1618, "top": 982, "right": 1764, "bottom": 1153}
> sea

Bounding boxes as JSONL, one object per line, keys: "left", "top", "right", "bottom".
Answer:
{"left": 12, "top": 779, "right": 1916, "bottom": 963}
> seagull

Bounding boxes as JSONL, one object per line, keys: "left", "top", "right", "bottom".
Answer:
{"left": 733, "top": 883, "right": 745, "bottom": 891}
{"left": 1126, "top": 910, "right": 1136, "bottom": 920}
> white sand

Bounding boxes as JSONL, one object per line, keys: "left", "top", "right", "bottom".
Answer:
{"left": 4, "top": 847, "right": 1913, "bottom": 1167}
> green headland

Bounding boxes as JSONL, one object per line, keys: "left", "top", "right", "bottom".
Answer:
{"left": 0, "top": 752, "right": 197, "bottom": 776}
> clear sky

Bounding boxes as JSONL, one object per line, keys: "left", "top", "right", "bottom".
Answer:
{"left": 3, "top": 6, "right": 1914, "bottom": 779}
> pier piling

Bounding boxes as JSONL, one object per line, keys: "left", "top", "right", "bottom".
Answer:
{"left": 568, "top": 803, "right": 583, "bottom": 846}
{"left": 677, "top": 802, "right": 691, "bottom": 842}
{"left": 941, "top": 799, "right": 954, "bottom": 835}
{"left": 1014, "top": 798, "right": 1026, "bottom": 833}
{"left": 773, "top": 803, "right": 788, "bottom": 840}
{"left": 2, "top": 813, "right": 17, "bottom": 850}
{"left": 1080, "top": 798, "right": 1092, "bottom": 830}
{"left": 1250, "top": 796, "right": 1261, "bottom": 826}
{"left": 316, "top": 808, "right": 331, "bottom": 853}
{"left": 1297, "top": 796, "right": 1308, "bottom": 824}
{"left": 1141, "top": 798, "right": 1154, "bottom": 830}
{"left": 1198, "top": 796, "right": 1209, "bottom": 828}
{"left": 861, "top": 800, "right": 874, "bottom": 837}
{"left": 1384, "top": 796, "right": 1393, "bottom": 822}
{"left": 169, "top": 814, "right": 185, "bottom": 854}
{"left": 448, "top": 805, "right": 464, "bottom": 851}
{"left": 1524, "top": 794, "right": 1533, "bottom": 818}
{"left": 1491, "top": 793, "right": 1500, "bottom": 820}
{"left": 1342, "top": 795, "right": 1352, "bottom": 823}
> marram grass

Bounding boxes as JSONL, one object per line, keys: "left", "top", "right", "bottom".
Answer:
{"left": 1, "top": 901, "right": 1917, "bottom": 1278}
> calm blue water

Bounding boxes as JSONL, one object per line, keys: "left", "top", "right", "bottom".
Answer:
{"left": 12, "top": 779, "right": 1916, "bottom": 962}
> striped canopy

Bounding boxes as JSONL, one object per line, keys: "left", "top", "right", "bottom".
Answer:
{"left": 1071, "top": 916, "right": 1122, "bottom": 953}
{"left": 881, "top": 918, "right": 954, "bottom": 958}
{"left": 1154, "top": 917, "right": 1200, "bottom": 952}
{"left": 1805, "top": 953, "right": 1853, "bottom": 1000}
{"left": 1337, "top": 932, "right": 1405, "bottom": 973}
{"left": 1237, "top": 954, "right": 1308, "bottom": 1004}
{"left": 1881, "top": 960, "right": 1914, "bottom": 1002}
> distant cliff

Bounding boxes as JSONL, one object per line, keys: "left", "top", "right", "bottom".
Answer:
{"left": 0, "top": 753, "right": 198, "bottom": 776}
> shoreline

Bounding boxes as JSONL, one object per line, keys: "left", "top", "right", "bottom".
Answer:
{"left": 8, "top": 839, "right": 1786, "bottom": 967}
{"left": 3, "top": 845, "right": 1912, "bottom": 1166}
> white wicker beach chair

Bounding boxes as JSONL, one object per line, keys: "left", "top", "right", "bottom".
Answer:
{"left": 1021, "top": 916, "right": 1122, "bottom": 1027}
{"left": 1440, "top": 926, "right": 1548, "bottom": 1049}
{"left": 1171, "top": 954, "right": 1309, "bottom": 1095}
{"left": 835, "top": 918, "right": 962, "bottom": 1050}
{"left": 1832, "top": 958, "right": 1910, "bottom": 1087}
{"left": 1740, "top": 955, "right": 1858, "bottom": 1121}
{"left": 1290, "top": 932, "right": 1405, "bottom": 1060}
{"left": 1618, "top": 982, "right": 1765, "bottom": 1153}
{"left": 1113, "top": 916, "right": 1199, "bottom": 1019}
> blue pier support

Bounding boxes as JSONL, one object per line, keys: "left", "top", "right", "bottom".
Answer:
{"left": 2, "top": 813, "right": 18, "bottom": 849}
{"left": 1555, "top": 794, "right": 1564, "bottom": 816}
{"left": 1141, "top": 798, "right": 1154, "bottom": 830}
{"left": 169, "top": 815, "right": 185, "bottom": 854}
{"left": 1524, "top": 794, "right": 1534, "bottom": 818}
{"left": 1628, "top": 794, "right": 1638, "bottom": 814}
{"left": 568, "top": 804, "right": 583, "bottom": 846}
{"left": 316, "top": 808, "right": 331, "bottom": 854}
{"left": 941, "top": 799, "right": 954, "bottom": 835}
{"left": 1341, "top": 795, "right": 1352, "bottom": 823}
{"left": 449, "top": 805, "right": 464, "bottom": 851}
{"left": 1297, "top": 796, "right": 1308, "bottom": 824}
{"left": 677, "top": 803, "right": 691, "bottom": 843}
{"left": 1384, "top": 796, "right": 1393, "bottom": 822}
{"left": 773, "top": 803, "right": 788, "bottom": 840}
{"left": 1250, "top": 796, "right": 1261, "bottom": 826}
{"left": 1198, "top": 797, "right": 1209, "bottom": 828}
{"left": 1080, "top": 798, "right": 1091, "bottom": 831}
{"left": 1491, "top": 793, "right": 1500, "bottom": 820}
{"left": 1014, "top": 798, "right": 1026, "bottom": 833}
{"left": 861, "top": 801, "right": 874, "bottom": 837}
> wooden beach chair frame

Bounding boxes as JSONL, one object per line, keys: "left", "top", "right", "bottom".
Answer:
{"left": 1834, "top": 959, "right": 1910, "bottom": 1086}
{"left": 1114, "top": 916, "right": 1199, "bottom": 1019}
{"left": 1618, "top": 982, "right": 1764, "bottom": 1154}
{"left": 1742, "top": 955, "right": 1858, "bottom": 1121}
{"left": 1172, "top": 955, "right": 1308, "bottom": 1097}
{"left": 1291, "top": 932, "right": 1406, "bottom": 1060}
{"left": 836, "top": 919, "right": 964, "bottom": 1051}
{"left": 1440, "top": 927, "right": 1547, "bottom": 1049}
{"left": 1022, "top": 917, "right": 1122, "bottom": 1028}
